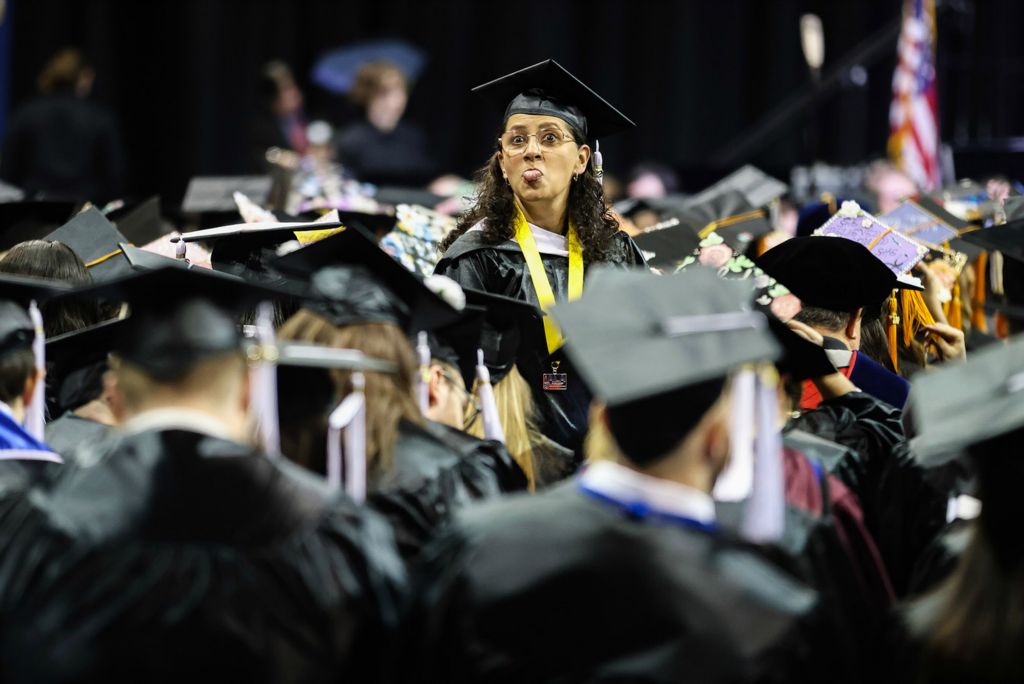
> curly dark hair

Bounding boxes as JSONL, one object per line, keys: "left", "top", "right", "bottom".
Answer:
{"left": 439, "top": 123, "right": 620, "bottom": 263}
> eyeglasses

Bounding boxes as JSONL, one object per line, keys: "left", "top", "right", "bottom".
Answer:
{"left": 499, "top": 128, "right": 576, "bottom": 154}
{"left": 440, "top": 369, "right": 478, "bottom": 413}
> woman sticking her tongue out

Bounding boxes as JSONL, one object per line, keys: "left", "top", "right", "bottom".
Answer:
{"left": 435, "top": 60, "right": 646, "bottom": 464}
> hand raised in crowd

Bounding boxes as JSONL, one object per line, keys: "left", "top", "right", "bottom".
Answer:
{"left": 912, "top": 261, "right": 949, "bottom": 326}
{"left": 924, "top": 322, "right": 967, "bottom": 362}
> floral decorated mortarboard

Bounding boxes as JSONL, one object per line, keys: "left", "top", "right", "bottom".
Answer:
{"left": 676, "top": 232, "right": 834, "bottom": 380}
{"left": 814, "top": 200, "right": 928, "bottom": 278}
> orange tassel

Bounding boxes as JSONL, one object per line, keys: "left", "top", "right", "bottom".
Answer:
{"left": 887, "top": 292, "right": 900, "bottom": 374}
{"left": 972, "top": 252, "right": 989, "bottom": 333}
{"left": 947, "top": 279, "right": 963, "bottom": 331}
{"left": 901, "top": 289, "right": 936, "bottom": 347}
{"left": 996, "top": 312, "right": 1010, "bottom": 339}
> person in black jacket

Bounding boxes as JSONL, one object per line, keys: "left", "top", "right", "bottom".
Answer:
{"left": 0, "top": 266, "right": 407, "bottom": 683}
{"left": 0, "top": 48, "right": 124, "bottom": 203}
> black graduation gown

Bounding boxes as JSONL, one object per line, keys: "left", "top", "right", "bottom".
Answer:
{"left": 42, "top": 412, "right": 113, "bottom": 460}
{"left": 408, "top": 482, "right": 826, "bottom": 684}
{"left": 0, "top": 428, "right": 407, "bottom": 683}
{"left": 367, "top": 419, "right": 528, "bottom": 560}
{"left": 788, "top": 391, "right": 948, "bottom": 597}
{"left": 434, "top": 230, "right": 647, "bottom": 457}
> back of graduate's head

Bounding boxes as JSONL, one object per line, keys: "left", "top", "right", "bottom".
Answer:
{"left": 0, "top": 348, "right": 39, "bottom": 421}
{"left": 598, "top": 375, "right": 731, "bottom": 490}
{"left": 278, "top": 307, "right": 421, "bottom": 476}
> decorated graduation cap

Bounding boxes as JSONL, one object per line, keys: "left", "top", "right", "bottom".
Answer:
{"left": 674, "top": 233, "right": 835, "bottom": 381}
{"left": 272, "top": 224, "right": 462, "bottom": 334}
{"left": 472, "top": 59, "right": 635, "bottom": 143}
{"left": 880, "top": 199, "right": 962, "bottom": 249}
{"left": 909, "top": 335, "right": 1024, "bottom": 465}
{"left": 44, "top": 206, "right": 133, "bottom": 280}
{"left": 63, "top": 266, "right": 284, "bottom": 381}
{"left": 0, "top": 200, "right": 77, "bottom": 252}
{"left": 45, "top": 317, "right": 125, "bottom": 415}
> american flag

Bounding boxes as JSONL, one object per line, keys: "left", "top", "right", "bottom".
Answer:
{"left": 888, "top": 0, "right": 941, "bottom": 191}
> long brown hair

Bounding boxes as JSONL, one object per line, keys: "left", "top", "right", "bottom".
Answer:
{"left": 911, "top": 429, "right": 1024, "bottom": 682}
{"left": 438, "top": 123, "right": 621, "bottom": 263}
{"left": 277, "top": 309, "right": 422, "bottom": 479}
{"left": 464, "top": 365, "right": 538, "bottom": 491}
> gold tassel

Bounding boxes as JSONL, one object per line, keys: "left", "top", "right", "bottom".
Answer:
{"left": 901, "top": 289, "right": 936, "bottom": 347}
{"left": 996, "top": 312, "right": 1010, "bottom": 340}
{"left": 972, "top": 252, "right": 989, "bottom": 333}
{"left": 948, "top": 279, "right": 963, "bottom": 331}
{"left": 887, "top": 291, "right": 900, "bottom": 374}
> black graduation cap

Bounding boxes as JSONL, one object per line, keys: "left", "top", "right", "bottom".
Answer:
{"left": 472, "top": 59, "right": 635, "bottom": 142}
{"left": 679, "top": 190, "right": 773, "bottom": 252}
{"left": 111, "top": 196, "right": 171, "bottom": 246}
{"left": 180, "top": 176, "right": 273, "bottom": 228}
{"left": 0, "top": 200, "right": 78, "bottom": 252}
{"left": 463, "top": 287, "right": 546, "bottom": 385}
{"left": 271, "top": 225, "right": 462, "bottom": 334}
{"left": 177, "top": 220, "right": 343, "bottom": 286}
{"left": 631, "top": 220, "right": 702, "bottom": 269}
{"left": 961, "top": 219, "right": 1024, "bottom": 318}
{"left": 45, "top": 317, "right": 125, "bottom": 414}
{"left": 63, "top": 266, "right": 285, "bottom": 380}
{"left": 757, "top": 236, "right": 916, "bottom": 312}
{"left": 909, "top": 334, "right": 1024, "bottom": 465}
{"left": 687, "top": 165, "right": 788, "bottom": 212}
{"left": 960, "top": 219, "right": 1024, "bottom": 263}
{"left": 0, "top": 273, "right": 69, "bottom": 357}
{"left": 549, "top": 267, "right": 780, "bottom": 407}
{"left": 429, "top": 305, "right": 485, "bottom": 390}
{"left": 44, "top": 207, "right": 133, "bottom": 280}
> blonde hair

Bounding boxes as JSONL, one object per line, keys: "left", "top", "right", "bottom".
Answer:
{"left": 465, "top": 365, "right": 538, "bottom": 491}
{"left": 350, "top": 61, "right": 406, "bottom": 108}
{"left": 277, "top": 309, "right": 422, "bottom": 479}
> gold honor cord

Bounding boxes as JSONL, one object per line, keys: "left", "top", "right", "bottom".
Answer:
{"left": 512, "top": 206, "right": 584, "bottom": 354}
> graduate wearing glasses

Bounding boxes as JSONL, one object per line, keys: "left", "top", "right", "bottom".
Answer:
{"left": 436, "top": 60, "right": 647, "bottom": 460}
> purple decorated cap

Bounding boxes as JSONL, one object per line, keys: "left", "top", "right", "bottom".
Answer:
{"left": 813, "top": 200, "right": 928, "bottom": 278}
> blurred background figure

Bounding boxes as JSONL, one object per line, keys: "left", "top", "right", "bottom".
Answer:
{"left": 864, "top": 159, "right": 919, "bottom": 215}
{"left": 334, "top": 61, "right": 433, "bottom": 187}
{"left": 249, "top": 60, "right": 308, "bottom": 172}
{"left": 626, "top": 161, "right": 679, "bottom": 199}
{"left": 0, "top": 47, "right": 123, "bottom": 203}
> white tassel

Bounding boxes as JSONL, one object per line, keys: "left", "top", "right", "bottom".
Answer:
{"left": 593, "top": 140, "right": 604, "bottom": 187}
{"left": 249, "top": 301, "right": 280, "bottom": 456}
{"left": 713, "top": 367, "right": 756, "bottom": 501}
{"left": 174, "top": 237, "right": 187, "bottom": 261}
{"left": 741, "top": 368, "right": 786, "bottom": 543}
{"left": 26, "top": 301, "right": 45, "bottom": 440}
{"left": 475, "top": 349, "right": 505, "bottom": 443}
{"left": 416, "top": 331, "right": 431, "bottom": 415}
{"left": 326, "top": 372, "right": 366, "bottom": 502}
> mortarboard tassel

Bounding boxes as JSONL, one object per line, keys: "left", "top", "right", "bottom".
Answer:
{"left": 592, "top": 140, "right": 603, "bottom": 187}
{"left": 326, "top": 371, "right": 366, "bottom": 502}
{"left": 945, "top": 279, "right": 963, "bottom": 332}
{"left": 416, "top": 331, "right": 431, "bottom": 415}
{"left": 475, "top": 349, "right": 505, "bottom": 444}
{"left": 249, "top": 302, "right": 280, "bottom": 456}
{"left": 741, "top": 365, "right": 786, "bottom": 543}
{"left": 712, "top": 367, "right": 756, "bottom": 502}
{"left": 887, "top": 291, "right": 900, "bottom": 373}
{"left": 26, "top": 301, "right": 46, "bottom": 440}
{"left": 972, "top": 252, "right": 989, "bottom": 333}
{"left": 174, "top": 237, "right": 188, "bottom": 262}
{"left": 901, "top": 289, "right": 936, "bottom": 347}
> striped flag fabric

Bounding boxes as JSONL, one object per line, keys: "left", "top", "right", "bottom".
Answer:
{"left": 888, "top": 0, "right": 941, "bottom": 192}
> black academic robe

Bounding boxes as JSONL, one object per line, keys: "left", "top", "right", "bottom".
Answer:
{"left": 408, "top": 482, "right": 826, "bottom": 684}
{"left": 435, "top": 230, "right": 647, "bottom": 457}
{"left": 43, "top": 412, "right": 113, "bottom": 460}
{"left": 788, "top": 392, "right": 948, "bottom": 597}
{"left": 0, "top": 429, "right": 407, "bottom": 683}
{"left": 367, "top": 419, "right": 528, "bottom": 560}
